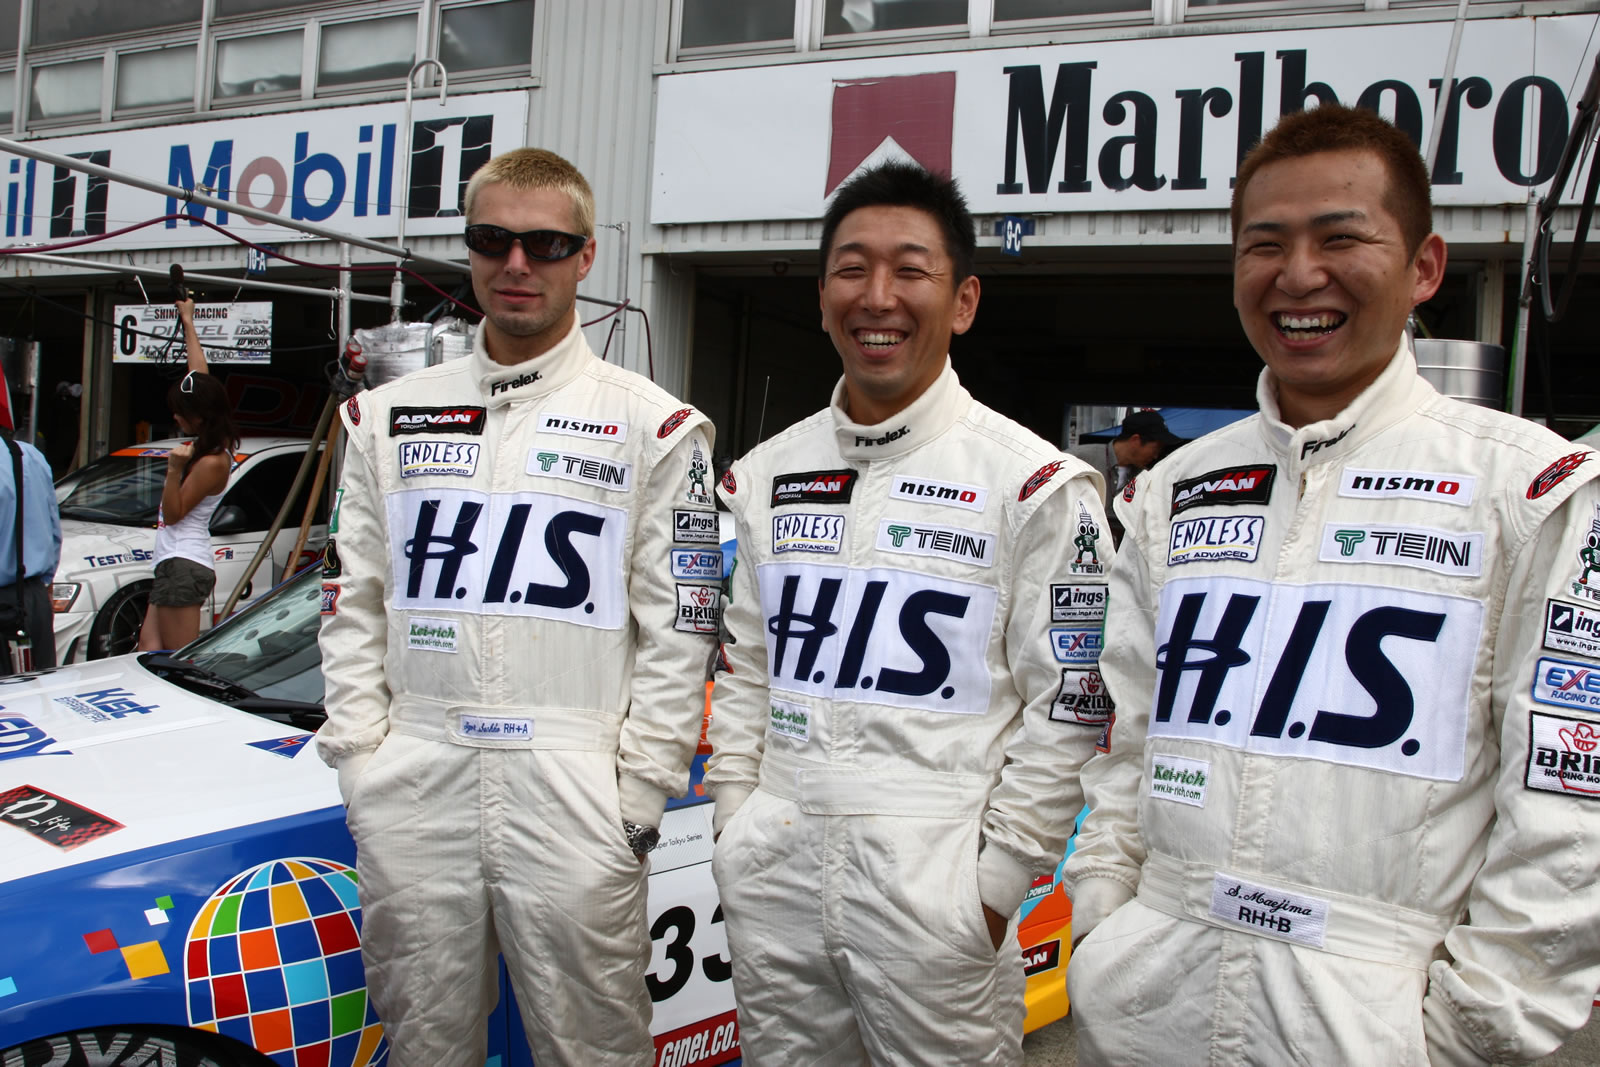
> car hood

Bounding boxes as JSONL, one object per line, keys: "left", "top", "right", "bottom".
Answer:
{"left": 0, "top": 654, "right": 340, "bottom": 884}
{"left": 55, "top": 520, "right": 156, "bottom": 574}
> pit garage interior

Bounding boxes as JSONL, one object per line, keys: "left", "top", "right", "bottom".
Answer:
{"left": 686, "top": 250, "right": 1600, "bottom": 467}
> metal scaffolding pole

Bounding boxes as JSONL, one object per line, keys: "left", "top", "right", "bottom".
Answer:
{"left": 0, "top": 251, "right": 390, "bottom": 303}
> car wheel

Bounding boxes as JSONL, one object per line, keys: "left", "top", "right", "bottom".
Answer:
{"left": 0, "top": 1025, "right": 274, "bottom": 1065}
{"left": 88, "top": 581, "right": 152, "bottom": 659}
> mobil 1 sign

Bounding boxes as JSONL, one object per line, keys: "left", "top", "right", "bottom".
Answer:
{"left": 113, "top": 302, "right": 272, "bottom": 364}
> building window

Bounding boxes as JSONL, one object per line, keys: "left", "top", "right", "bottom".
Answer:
{"left": 32, "top": 0, "right": 200, "bottom": 47}
{"left": 213, "top": 0, "right": 320, "bottom": 15}
{"left": 29, "top": 57, "right": 101, "bottom": 121}
{"left": 0, "top": 71, "right": 14, "bottom": 124}
{"left": 115, "top": 45, "right": 195, "bottom": 111}
{"left": 0, "top": 0, "right": 18, "bottom": 55}
{"left": 439, "top": 1, "right": 533, "bottom": 76}
{"left": 318, "top": 14, "right": 415, "bottom": 90}
{"left": 1183, "top": 0, "right": 1356, "bottom": 13}
{"left": 993, "top": 0, "right": 1148, "bottom": 20}
{"left": 680, "top": 0, "right": 795, "bottom": 49}
{"left": 213, "top": 30, "right": 301, "bottom": 100}
{"left": 823, "top": 0, "right": 966, "bottom": 36}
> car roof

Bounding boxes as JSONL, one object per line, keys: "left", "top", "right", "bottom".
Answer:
{"left": 110, "top": 435, "right": 318, "bottom": 456}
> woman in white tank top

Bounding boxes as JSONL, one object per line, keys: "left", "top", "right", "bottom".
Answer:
{"left": 137, "top": 294, "right": 239, "bottom": 651}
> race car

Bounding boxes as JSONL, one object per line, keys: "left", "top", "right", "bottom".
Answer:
{"left": 49, "top": 437, "right": 329, "bottom": 664}
{"left": 0, "top": 565, "right": 739, "bottom": 1067}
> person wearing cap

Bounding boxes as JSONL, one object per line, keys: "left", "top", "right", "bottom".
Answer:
{"left": 1067, "top": 409, "right": 1178, "bottom": 544}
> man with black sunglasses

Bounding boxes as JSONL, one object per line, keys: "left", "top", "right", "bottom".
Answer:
{"left": 319, "top": 148, "right": 718, "bottom": 1065}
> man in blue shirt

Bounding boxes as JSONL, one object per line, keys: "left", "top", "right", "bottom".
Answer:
{"left": 0, "top": 431, "right": 62, "bottom": 671}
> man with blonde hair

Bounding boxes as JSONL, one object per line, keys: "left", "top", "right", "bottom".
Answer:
{"left": 319, "top": 147, "right": 718, "bottom": 1064}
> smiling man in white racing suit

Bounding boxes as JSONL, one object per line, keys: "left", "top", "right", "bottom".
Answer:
{"left": 316, "top": 149, "right": 717, "bottom": 1065}
{"left": 706, "top": 162, "right": 1111, "bottom": 1065}
{"left": 1064, "top": 104, "right": 1600, "bottom": 1065}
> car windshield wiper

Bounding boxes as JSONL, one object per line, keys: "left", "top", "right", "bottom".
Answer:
{"left": 141, "top": 654, "right": 327, "bottom": 732}
{"left": 230, "top": 697, "right": 327, "bottom": 732}
{"left": 140, "top": 653, "right": 261, "bottom": 704}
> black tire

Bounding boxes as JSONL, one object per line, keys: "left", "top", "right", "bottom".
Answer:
{"left": 88, "top": 580, "right": 152, "bottom": 659}
{"left": 0, "top": 1025, "right": 274, "bottom": 1066}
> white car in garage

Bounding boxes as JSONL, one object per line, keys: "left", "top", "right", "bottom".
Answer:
{"left": 49, "top": 436, "right": 328, "bottom": 663}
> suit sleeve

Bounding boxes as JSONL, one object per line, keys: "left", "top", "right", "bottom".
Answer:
{"left": 617, "top": 425, "right": 718, "bottom": 830}
{"left": 315, "top": 402, "right": 393, "bottom": 803}
{"left": 977, "top": 470, "right": 1113, "bottom": 919}
{"left": 704, "top": 465, "right": 767, "bottom": 835}
{"left": 1422, "top": 476, "right": 1600, "bottom": 1065}
{"left": 1062, "top": 480, "right": 1156, "bottom": 944}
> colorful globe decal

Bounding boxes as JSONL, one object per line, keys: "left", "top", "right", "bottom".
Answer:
{"left": 183, "top": 857, "right": 388, "bottom": 1066}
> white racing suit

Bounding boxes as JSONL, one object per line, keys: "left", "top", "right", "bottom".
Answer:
{"left": 707, "top": 361, "right": 1111, "bottom": 1065}
{"left": 1065, "top": 341, "right": 1600, "bottom": 1065}
{"left": 316, "top": 321, "right": 717, "bottom": 1066}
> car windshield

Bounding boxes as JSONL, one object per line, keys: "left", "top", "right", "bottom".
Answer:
{"left": 55, "top": 451, "right": 168, "bottom": 525}
{"left": 182, "top": 566, "right": 325, "bottom": 704}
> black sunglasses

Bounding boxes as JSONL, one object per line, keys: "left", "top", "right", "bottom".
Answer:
{"left": 464, "top": 224, "right": 589, "bottom": 261}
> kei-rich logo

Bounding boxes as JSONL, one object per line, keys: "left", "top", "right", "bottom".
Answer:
{"left": 888, "top": 476, "right": 986, "bottom": 513}
{"left": 390, "top": 406, "right": 486, "bottom": 436}
{"left": 1528, "top": 450, "right": 1591, "bottom": 500}
{"left": 398, "top": 440, "right": 480, "bottom": 478}
{"left": 772, "top": 469, "right": 856, "bottom": 506}
{"left": 407, "top": 616, "right": 459, "bottom": 653}
{"left": 1071, "top": 500, "right": 1104, "bottom": 574}
{"left": 526, "top": 449, "right": 632, "bottom": 492}
{"left": 1149, "top": 753, "right": 1209, "bottom": 807}
{"left": 875, "top": 519, "right": 994, "bottom": 567}
{"left": 1338, "top": 468, "right": 1474, "bottom": 505}
{"left": 768, "top": 697, "right": 810, "bottom": 743}
{"left": 1149, "top": 575, "right": 1481, "bottom": 781}
{"left": 1524, "top": 710, "right": 1600, "bottom": 800}
{"left": 537, "top": 414, "right": 627, "bottom": 442}
{"left": 1318, "top": 523, "right": 1482, "bottom": 577}
{"left": 384, "top": 487, "right": 627, "bottom": 629}
{"left": 773, "top": 512, "right": 845, "bottom": 555}
{"left": 755, "top": 560, "right": 997, "bottom": 715}
{"left": 1171, "top": 465, "right": 1276, "bottom": 515}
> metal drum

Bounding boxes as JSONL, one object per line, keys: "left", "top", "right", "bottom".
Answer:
{"left": 1414, "top": 338, "right": 1506, "bottom": 410}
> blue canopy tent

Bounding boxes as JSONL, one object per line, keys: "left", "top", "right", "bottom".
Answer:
{"left": 1079, "top": 407, "right": 1256, "bottom": 443}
